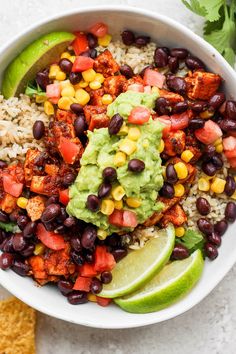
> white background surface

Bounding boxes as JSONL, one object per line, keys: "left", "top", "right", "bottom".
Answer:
{"left": 0, "top": 1, "right": 236, "bottom": 353}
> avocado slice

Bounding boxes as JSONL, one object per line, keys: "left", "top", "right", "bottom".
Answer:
{"left": 2, "top": 31, "right": 75, "bottom": 98}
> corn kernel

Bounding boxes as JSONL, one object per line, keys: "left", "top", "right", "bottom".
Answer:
{"left": 94, "top": 73, "right": 105, "bottom": 84}
{"left": 101, "top": 199, "right": 115, "bottom": 215}
{"left": 151, "top": 86, "right": 159, "bottom": 94}
{"left": 198, "top": 177, "right": 210, "bottom": 192}
{"left": 56, "top": 71, "right": 67, "bottom": 81}
{"left": 49, "top": 64, "right": 60, "bottom": 79}
{"left": 97, "top": 229, "right": 108, "bottom": 240}
{"left": 35, "top": 95, "right": 47, "bottom": 103}
{"left": 214, "top": 137, "right": 222, "bottom": 146}
{"left": 174, "top": 184, "right": 185, "bottom": 197}
{"left": 211, "top": 177, "right": 226, "bottom": 194}
{"left": 119, "top": 139, "right": 137, "bottom": 156}
{"left": 88, "top": 293, "right": 97, "bottom": 302}
{"left": 231, "top": 190, "right": 236, "bottom": 200}
{"left": 58, "top": 97, "right": 73, "bottom": 111}
{"left": 69, "top": 55, "right": 76, "bottom": 63}
{"left": 142, "top": 139, "right": 149, "bottom": 149}
{"left": 111, "top": 186, "right": 125, "bottom": 201}
{"left": 175, "top": 227, "right": 185, "bottom": 237}
{"left": 60, "top": 80, "right": 72, "bottom": 89}
{"left": 82, "top": 69, "right": 96, "bottom": 82}
{"left": 75, "top": 89, "right": 90, "bottom": 106}
{"left": 128, "top": 127, "right": 141, "bottom": 141}
{"left": 215, "top": 143, "right": 223, "bottom": 153}
{"left": 114, "top": 200, "right": 123, "bottom": 210}
{"left": 89, "top": 81, "right": 102, "bottom": 90}
{"left": 61, "top": 52, "right": 71, "bottom": 59}
{"left": 102, "top": 94, "right": 113, "bottom": 105}
{"left": 98, "top": 34, "right": 112, "bottom": 47}
{"left": 61, "top": 86, "right": 75, "bottom": 97}
{"left": 34, "top": 243, "right": 45, "bottom": 256}
{"left": 126, "top": 197, "right": 142, "bottom": 208}
{"left": 159, "top": 139, "right": 165, "bottom": 153}
{"left": 117, "top": 123, "right": 129, "bottom": 136}
{"left": 200, "top": 109, "right": 214, "bottom": 119}
{"left": 114, "top": 151, "right": 126, "bottom": 167}
{"left": 17, "top": 197, "right": 28, "bottom": 209}
{"left": 174, "top": 162, "right": 188, "bottom": 180}
{"left": 162, "top": 166, "right": 166, "bottom": 179}
{"left": 78, "top": 79, "right": 89, "bottom": 88}
{"left": 181, "top": 149, "right": 194, "bottom": 163}
{"left": 44, "top": 101, "right": 55, "bottom": 115}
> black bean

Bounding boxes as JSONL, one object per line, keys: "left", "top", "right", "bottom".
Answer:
{"left": 33, "top": 120, "right": 45, "bottom": 140}
{"left": 225, "top": 100, "right": 236, "bottom": 120}
{"left": 219, "top": 119, "right": 236, "bottom": 131}
{"left": 189, "top": 118, "right": 205, "bottom": 131}
{"left": 0, "top": 210, "right": 9, "bottom": 223}
{"left": 167, "top": 76, "right": 186, "bottom": 95}
{"left": 98, "top": 182, "right": 112, "bottom": 199}
{"left": 23, "top": 221, "right": 37, "bottom": 238}
{"left": 121, "top": 30, "right": 135, "bottom": 45}
{"left": 20, "top": 244, "right": 35, "bottom": 257}
{"left": 201, "top": 162, "right": 217, "bottom": 176}
{"left": 58, "top": 207, "right": 68, "bottom": 223}
{"left": 81, "top": 226, "right": 97, "bottom": 249}
{"left": 159, "top": 183, "right": 174, "bottom": 199}
{"left": 209, "top": 93, "right": 225, "bottom": 109}
{"left": 170, "top": 48, "right": 189, "bottom": 59}
{"left": 172, "top": 101, "right": 188, "bottom": 114}
{"left": 36, "top": 69, "right": 49, "bottom": 91}
{"left": 106, "top": 233, "right": 121, "bottom": 248}
{"left": 88, "top": 48, "right": 97, "bottom": 59}
{"left": 101, "top": 271, "right": 112, "bottom": 284}
{"left": 204, "top": 242, "right": 218, "bottom": 260}
{"left": 197, "top": 218, "right": 213, "bottom": 235}
{"left": 202, "top": 145, "right": 216, "bottom": 162}
{"left": 211, "top": 154, "right": 223, "bottom": 169}
{"left": 41, "top": 204, "right": 61, "bottom": 223}
{"left": 208, "top": 232, "right": 221, "bottom": 247}
{"left": 84, "top": 250, "right": 94, "bottom": 264}
{"left": 87, "top": 32, "right": 98, "bottom": 48}
{"left": 168, "top": 56, "right": 179, "bottom": 73}
{"left": 67, "top": 291, "right": 88, "bottom": 305}
{"left": 45, "top": 196, "right": 58, "bottom": 207}
{"left": 154, "top": 47, "right": 168, "bottom": 67}
{"left": 112, "top": 248, "right": 128, "bottom": 262}
{"left": 64, "top": 217, "right": 77, "bottom": 228}
{"left": 0, "top": 253, "right": 14, "bottom": 270}
{"left": 214, "top": 219, "right": 228, "bottom": 236}
{"left": 185, "top": 56, "right": 205, "bottom": 70}
{"left": 11, "top": 259, "right": 30, "bottom": 276}
{"left": 155, "top": 97, "right": 171, "bottom": 115}
{"left": 190, "top": 101, "right": 208, "bottom": 113}
{"left": 102, "top": 167, "right": 117, "bottom": 182}
{"left": 135, "top": 35, "right": 150, "bottom": 47}
{"left": 70, "top": 235, "right": 81, "bottom": 251}
{"left": 90, "top": 278, "right": 103, "bottom": 294}
{"left": 128, "top": 159, "right": 145, "bottom": 173}
{"left": 224, "top": 176, "right": 236, "bottom": 196}
{"left": 55, "top": 225, "right": 66, "bottom": 234}
{"left": 86, "top": 195, "right": 100, "bottom": 212}
{"left": 43, "top": 221, "right": 56, "bottom": 232}
{"left": 120, "top": 64, "right": 134, "bottom": 79}
{"left": 17, "top": 215, "right": 29, "bottom": 230}
{"left": 62, "top": 173, "right": 76, "bottom": 187}
{"left": 1, "top": 236, "right": 14, "bottom": 253}
{"left": 59, "top": 58, "right": 73, "bottom": 73}
{"left": 12, "top": 233, "right": 26, "bottom": 252}
{"left": 71, "top": 250, "right": 84, "bottom": 265}
{"left": 108, "top": 114, "right": 123, "bottom": 135}
{"left": 225, "top": 202, "right": 236, "bottom": 222}
{"left": 70, "top": 103, "right": 84, "bottom": 115}
{"left": 171, "top": 245, "right": 189, "bottom": 260}
{"left": 166, "top": 164, "right": 178, "bottom": 184}
{"left": 0, "top": 160, "right": 7, "bottom": 169}
{"left": 69, "top": 72, "right": 82, "bottom": 85}
{"left": 196, "top": 197, "right": 211, "bottom": 216}
{"left": 79, "top": 50, "right": 90, "bottom": 57}
{"left": 58, "top": 280, "right": 74, "bottom": 296}
{"left": 74, "top": 115, "right": 86, "bottom": 136}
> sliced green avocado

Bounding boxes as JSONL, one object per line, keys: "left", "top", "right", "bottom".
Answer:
{"left": 2, "top": 31, "right": 75, "bottom": 98}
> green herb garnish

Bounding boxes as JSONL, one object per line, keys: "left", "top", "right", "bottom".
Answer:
{"left": 0, "top": 221, "right": 17, "bottom": 232}
{"left": 176, "top": 229, "right": 205, "bottom": 253}
{"left": 25, "top": 82, "right": 46, "bottom": 97}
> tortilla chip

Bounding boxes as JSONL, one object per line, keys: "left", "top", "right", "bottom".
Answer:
{"left": 0, "top": 297, "right": 36, "bottom": 354}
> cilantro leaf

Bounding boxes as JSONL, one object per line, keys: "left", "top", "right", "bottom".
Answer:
{"left": 223, "top": 47, "right": 236, "bottom": 66}
{"left": 176, "top": 229, "right": 204, "bottom": 253}
{"left": 0, "top": 221, "right": 16, "bottom": 232}
{"left": 182, "top": 0, "right": 224, "bottom": 21}
{"left": 182, "top": 0, "right": 207, "bottom": 17}
{"left": 203, "top": 5, "right": 225, "bottom": 35}
{"left": 25, "top": 82, "right": 46, "bottom": 97}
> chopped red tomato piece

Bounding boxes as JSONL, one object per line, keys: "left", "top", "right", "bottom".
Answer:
{"left": 89, "top": 22, "right": 108, "bottom": 37}
{"left": 108, "top": 209, "right": 138, "bottom": 228}
{"left": 225, "top": 150, "right": 236, "bottom": 159}
{"left": 72, "top": 33, "right": 89, "bottom": 55}
{"left": 46, "top": 83, "right": 61, "bottom": 102}
{"left": 72, "top": 56, "right": 94, "bottom": 72}
{"left": 128, "top": 106, "right": 150, "bottom": 125}
{"left": 195, "top": 120, "right": 222, "bottom": 145}
{"left": 227, "top": 157, "right": 236, "bottom": 168}
{"left": 36, "top": 223, "right": 66, "bottom": 251}
{"left": 171, "top": 111, "right": 190, "bottom": 131}
{"left": 223, "top": 136, "right": 236, "bottom": 151}
{"left": 127, "top": 83, "right": 144, "bottom": 92}
{"left": 73, "top": 276, "right": 92, "bottom": 292}
{"left": 58, "top": 137, "right": 80, "bottom": 164}
{"left": 108, "top": 209, "right": 123, "bottom": 227}
{"left": 79, "top": 263, "right": 97, "bottom": 277}
{"left": 144, "top": 85, "right": 152, "bottom": 93}
{"left": 96, "top": 297, "right": 112, "bottom": 307}
{"left": 94, "top": 246, "right": 116, "bottom": 273}
{"left": 2, "top": 175, "right": 23, "bottom": 198}
{"left": 154, "top": 116, "right": 171, "bottom": 138}
{"left": 59, "top": 189, "right": 70, "bottom": 205}
{"left": 143, "top": 69, "right": 165, "bottom": 88}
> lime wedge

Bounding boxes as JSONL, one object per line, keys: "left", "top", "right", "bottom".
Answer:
{"left": 2, "top": 31, "right": 75, "bottom": 98}
{"left": 99, "top": 224, "right": 175, "bottom": 298}
{"left": 115, "top": 249, "right": 204, "bottom": 313}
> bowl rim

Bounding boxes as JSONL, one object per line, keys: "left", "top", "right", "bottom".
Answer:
{"left": 1, "top": 4, "right": 236, "bottom": 329}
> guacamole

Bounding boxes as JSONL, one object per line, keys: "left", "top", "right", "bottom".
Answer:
{"left": 67, "top": 91, "right": 164, "bottom": 234}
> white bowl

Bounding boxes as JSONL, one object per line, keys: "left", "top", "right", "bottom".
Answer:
{"left": 0, "top": 5, "right": 236, "bottom": 329}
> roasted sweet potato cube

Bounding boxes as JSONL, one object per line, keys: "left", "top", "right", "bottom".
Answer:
{"left": 0, "top": 193, "right": 17, "bottom": 214}
{"left": 26, "top": 196, "right": 45, "bottom": 221}
{"left": 56, "top": 109, "right": 77, "bottom": 124}
{"left": 44, "top": 244, "right": 75, "bottom": 276}
{"left": 164, "top": 130, "right": 186, "bottom": 156}
{"left": 159, "top": 89, "right": 184, "bottom": 103}
{"left": 88, "top": 113, "right": 110, "bottom": 131}
{"left": 89, "top": 88, "right": 105, "bottom": 106}
{"left": 104, "top": 75, "right": 126, "bottom": 96}
{"left": 122, "top": 75, "right": 143, "bottom": 92}
{"left": 30, "top": 175, "right": 60, "bottom": 196}
{"left": 185, "top": 71, "right": 222, "bottom": 100}
{"left": 45, "top": 164, "right": 59, "bottom": 176}
{"left": 160, "top": 203, "right": 187, "bottom": 227}
{"left": 94, "top": 50, "right": 120, "bottom": 77}
{"left": 83, "top": 105, "right": 107, "bottom": 125}
{"left": 29, "top": 255, "right": 58, "bottom": 285}
{"left": 24, "top": 149, "right": 41, "bottom": 186}
{"left": 143, "top": 197, "right": 180, "bottom": 227}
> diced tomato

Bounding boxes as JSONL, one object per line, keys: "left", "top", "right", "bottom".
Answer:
{"left": 79, "top": 263, "right": 97, "bottom": 277}
{"left": 59, "top": 189, "right": 70, "bottom": 205}
{"left": 94, "top": 246, "right": 116, "bottom": 273}
{"left": 89, "top": 22, "right": 108, "bottom": 37}
{"left": 128, "top": 106, "right": 151, "bottom": 125}
{"left": 127, "top": 83, "right": 144, "bottom": 92}
{"left": 2, "top": 174, "right": 23, "bottom": 198}
{"left": 171, "top": 111, "right": 190, "bottom": 131}
{"left": 108, "top": 209, "right": 138, "bottom": 228}
{"left": 195, "top": 120, "right": 222, "bottom": 145}
{"left": 36, "top": 223, "right": 66, "bottom": 251}
{"left": 72, "top": 33, "right": 89, "bottom": 55}
{"left": 225, "top": 150, "right": 236, "bottom": 159}
{"left": 108, "top": 209, "right": 123, "bottom": 227}
{"left": 143, "top": 69, "right": 165, "bottom": 88}
{"left": 72, "top": 56, "right": 94, "bottom": 72}
{"left": 228, "top": 157, "right": 236, "bottom": 168}
{"left": 96, "top": 296, "right": 112, "bottom": 307}
{"left": 144, "top": 85, "right": 152, "bottom": 93}
{"left": 73, "top": 276, "right": 92, "bottom": 292}
{"left": 223, "top": 136, "right": 236, "bottom": 151}
{"left": 154, "top": 116, "right": 171, "bottom": 138}
{"left": 46, "top": 84, "right": 61, "bottom": 101}
{"left": 58, "top": 137, "right": 80, "bottom": 164}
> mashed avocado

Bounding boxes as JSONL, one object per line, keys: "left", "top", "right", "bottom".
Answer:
{"left": 67, "top": 91, "right": 164, "bottom": 234}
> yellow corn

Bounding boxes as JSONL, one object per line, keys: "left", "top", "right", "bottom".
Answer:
{"left": 162, "top": 166, "right": 166, "bottom": 179}
{"left": 61, "top": 52, "right": 71, "bottom": 59}
{"left": 174, "top": 162, "right": 188, "bottom": 180}
{"left": 58, "top": 97, "right": 73, "bottom": 111}
{"left": 35, "top": 95, "right": 47, "bottom": 103}
{"left": 215, "top": 143, "right": 223, "bottom": 153}
{"left": 214, "top": 137, "right": 222, "bottom": 146}
{"left": 114, "top": 151, "right": 126, "bottom": 167}
{"left": 181, "top": 150, "right": 194, "bottom": 163}
{"left": 101, "top": 199, "right": 115, "bottom": 215}
{"left": 111, "top": 186, "right": 125, "bottom": 201}
{"left": 117, "top": 123, "right": 129, "bottom": 136}
{"left": 49, "top": 64, "right": 60, "bottom": 79}
{"left": 102, "top": 94, "right": 113, "bottom": 105}
{"left": 97, "top": 229, "right": 108, "bottom": 240}
{"left": 60, "top": 80, "right": 72, "bottom": 89}
{"left": 98, "top": 34, "right": 112, "bottom": 47}
{"left": 159, "top": 139, "right": 165, "bottom": 153}
{"left": 94, "top": 73, "right": 105, "bottom": 84}
{"left": 44, "top": 101, "right": 54, "bottom": 115}
{"left": 89, "top": 81, "right": 102, "bottom": 90}
{"left": 17, "top": 197, "right": 28, "bottom": 209}
{"left": 56, "top": 71, "right": 67, "bottom": 81}
{"left": 75, "top": 89, "right": 90, "bottom": 106}
{"left": 114, "top": 200, "right": 123, "bottom": 210}
{"left": 128, "top": 127, "right": 141, "bottom": 141}
{"left": 69, "top": 55, "right": 76, "bottom": 63}
{"left": 151, "top": 87, "right": 159, "bottom": 94}
{"left": 211, "top": 177, "right": 226, "bottom": 194}
{"left": 78, "top": 79, "right": 89, "bottom": 88}
{"left": 126, "top": 197, "right": 142, "bottom": 208}
{"left": 88, "top": 293, "right": 97, "bottom": 302}
{"left": 175, "top": 226, "right": 185, "bottom": 237}
{"left": 198, "top": 177, "right": 210, "bottom": 192}
{"left": 231, "top": 190, "right": 236, "bottom": 200}
{"left": 174, "top": 184, "right": 185, "bottom": 197}
{"left": 119, "top": 139, "right": 137, "bottom": 156}
{"left": 200, "top": 110, "right": 214, "bottom": 119}
{"left": 34, "top": 243, "right": 45, "bottom": 256}
{"left": 61, "top": 86, "right": 75, "bottom": 97}
{"left": 82, "top": 69, "right": 96, "bottom": 82}
{"left": 142, "top": 139, "right": 149, "bottom": 149}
